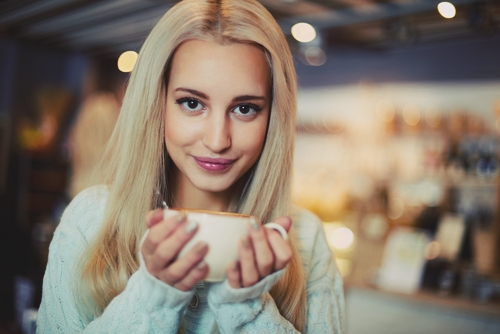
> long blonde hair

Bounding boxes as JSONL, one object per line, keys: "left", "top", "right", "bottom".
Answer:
{"left": 79, "top": 0, "right": 306, "bottom": 330}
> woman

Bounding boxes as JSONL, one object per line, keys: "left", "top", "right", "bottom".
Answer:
{"left": 37, "top": 0, "right": 345, "bottom": 333}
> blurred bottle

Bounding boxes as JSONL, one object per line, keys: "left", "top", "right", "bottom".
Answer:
{"left": 438, "top": 269, "right": 456, "bottom": 296}
{"left": 460, "top": 268, "right": 476, "bottom": 300}
{"left": 445, "top": 135, "right": 498, "bottom": 181}
{"left": 476, "top": 136, "right": 498, "bottom": 180}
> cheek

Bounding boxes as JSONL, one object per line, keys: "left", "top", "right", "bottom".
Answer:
{"left": 239, "top": 120, "right": 268, "bottom": 156}
{"left": 164, "top": 109, "right": 192, "bottom": 148}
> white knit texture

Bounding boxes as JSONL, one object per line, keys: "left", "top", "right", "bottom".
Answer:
{"left": 36, "top": 186, "right": 345, "bottom": 333}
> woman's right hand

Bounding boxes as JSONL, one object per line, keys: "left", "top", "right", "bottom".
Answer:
{"left": 141, "top": 209, "right": 209, "bottom": 291}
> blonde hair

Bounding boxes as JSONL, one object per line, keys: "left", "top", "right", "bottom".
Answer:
{"left": 79, "top": 0, "right": 306, "bottom": 330}
{"left": 68, "top": 92, "right": 119, "bottom": 198}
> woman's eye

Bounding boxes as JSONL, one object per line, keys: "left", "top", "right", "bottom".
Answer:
{"left": 176, "top": 98, "right": 204, "bottom": 112}
{"left": 233, "top": 104, "right": 260, "bottom": 116}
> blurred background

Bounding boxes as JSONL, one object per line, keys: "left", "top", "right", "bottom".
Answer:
{"left": 0, "top": 0, "right": 500, "bottom": 333}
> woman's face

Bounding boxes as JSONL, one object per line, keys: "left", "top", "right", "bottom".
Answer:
{"left": 164, "top": 39, "right": 271, "bottom": 195}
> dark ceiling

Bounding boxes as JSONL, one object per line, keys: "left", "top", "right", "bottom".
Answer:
{"left": 0, "top": 0, "right": 498, "bottom": 58}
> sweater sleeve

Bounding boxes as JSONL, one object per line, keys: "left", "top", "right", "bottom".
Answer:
{"left": 205, "top": 269, "right": 300, "bottom": 333}
{"left": 205, "top": 209, "right": 346, "bottom": 333}
{"left": 36, "top": 186, "right": 194, "bottom": 333}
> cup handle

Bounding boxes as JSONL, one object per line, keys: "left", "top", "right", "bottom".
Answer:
{"left": 264, "top": 222, "right": 288, "bottom": 241}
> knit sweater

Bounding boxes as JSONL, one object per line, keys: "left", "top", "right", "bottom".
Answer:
{"left": 37, "top": 186, "right": 345, "bottom": 333}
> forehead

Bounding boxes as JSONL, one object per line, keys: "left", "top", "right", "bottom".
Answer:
{"left": 167, "top": 39, "right": 271, "bottom": 95}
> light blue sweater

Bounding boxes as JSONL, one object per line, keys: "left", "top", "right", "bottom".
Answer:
{"left": 37, "top": 186, "right": 345, "bottom": 333}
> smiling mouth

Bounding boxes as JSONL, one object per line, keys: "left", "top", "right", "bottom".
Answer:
{"left": 192, "top": 156, "right": 236, "bottom": 172}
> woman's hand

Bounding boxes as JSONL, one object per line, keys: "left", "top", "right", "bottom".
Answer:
{"left": 226, "top": 216, "right": 293, "bottom": 288}
{"left": 141, "top": 209, "right": 209, "bottom": 291}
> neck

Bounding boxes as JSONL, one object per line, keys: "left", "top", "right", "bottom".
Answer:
{"left": 170, "top": 167, "right": 241, "bottom": 212}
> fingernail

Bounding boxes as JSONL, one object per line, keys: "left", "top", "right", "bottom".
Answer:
{"left": 196, "top": 241, "right": 208, "bottom": 254}
{"left": 185, "top": 220, "right": 198, "bottom": 234}
{"left": 249, "top": 217, "right": 259, "bottom": 230}
{"left": 176, "top": 212, "right": 187, "bottom": 224}
{"left": 241, "top": 235, "right": 250, "bottom": 248}
{"left": 197, "top": 261, "right": 207, "bottom": 269}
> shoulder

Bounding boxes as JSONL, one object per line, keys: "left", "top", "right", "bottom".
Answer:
{"left": 290, "top": 206, "right": 342, "bottom": 286}
{"left": 290, "top": 206, "right": 326, "bottom": 254}
{"left": 55, "top": 185, "right": 109, "bottom": 244}
{"left": 290, "top": 206, "right": 324, "bottom": 242}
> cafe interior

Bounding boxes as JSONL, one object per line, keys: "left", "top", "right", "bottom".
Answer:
{"left": 1, "top": 0, "right": 500, "bottom": 333}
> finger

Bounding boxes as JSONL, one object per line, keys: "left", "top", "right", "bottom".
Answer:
{"left": 272, "top": 216, "right": 292, "bottom": 233}
{"left": 267, "top": 229, "right": 293, "bottom": 271}
{"left": 226, "top": 261, "right": 241, "bottom": 289}
{"left": 144, "top": 209, "right": 164, "bottom": 228}
{"left": 173, "top": 261, "right": 209, "bottom": 291}
{"left": 249, "top": 221, "right": 274, "bottom": 278}
{"left": 142, "top": 212, "right": 186, "bottom": 255}
{"left": 238, "top": 235, "right": 259, "bottom": 287}
{"left": 162, "top": 241, "right": 208, "bottom": 284}
{"left": 149, "top": 219, "right": 198, "bottom": 272}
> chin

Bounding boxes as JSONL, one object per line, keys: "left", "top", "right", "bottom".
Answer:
{"left": 191, "top": 175, "right": 236, "bottom": 194}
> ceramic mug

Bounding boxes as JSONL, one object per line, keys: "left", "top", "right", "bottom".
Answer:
{"left": 164, "top": 208, "right": 287, "bottom": 282}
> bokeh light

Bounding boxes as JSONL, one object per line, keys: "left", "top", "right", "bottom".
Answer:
{"left": 330, "top": 227, "right": 355, "bottom": 250}
{"left": 291, "top": 22, "right": 317, "bottom": 43}
{"left": 437, "top": 2, "right": 456, "bottom": 19}
{"left": 117, "top": 51, "right": 138, "bottom": 73}
{"left": 304, "top": 47, "right": 326, "bottom": 66}
{"left": 388, "top": 197, "right": 405, "bottom": 219}
{"left": 425, "top": 241, "right": 441, "bottom": 260}
{"left": 403, "top": 104, "right": 421, "bottom": 126}
{"left": 375, "top": 100, "right": 396, "bottom": 122}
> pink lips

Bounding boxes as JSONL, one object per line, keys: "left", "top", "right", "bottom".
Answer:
{"left": 193, "top": 156, "right": 236, "bottom": 172}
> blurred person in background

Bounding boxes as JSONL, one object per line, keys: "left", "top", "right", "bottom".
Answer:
{"left": 36, "top": 0, "right": 345, "bottom": 333}
{"left": 68, "top": 92, "right": 119, "bottom": 198}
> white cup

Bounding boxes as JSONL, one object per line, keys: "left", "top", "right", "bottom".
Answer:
{"left": 164, "top": 208, "right": 287, "bottom": 282}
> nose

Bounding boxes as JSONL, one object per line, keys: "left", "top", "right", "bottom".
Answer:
{"left": 202, "top": 112, "right": 231, "bottom": 153}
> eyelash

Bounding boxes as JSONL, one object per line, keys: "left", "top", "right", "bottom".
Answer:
{"left": 175, "top": 97, "right": 262, "bottom": 117}
{"left": 233, "top": 103, "right": 262, "bottom": 116}
{"left": 175, "top": 97, "right": 205, "bottom": 112}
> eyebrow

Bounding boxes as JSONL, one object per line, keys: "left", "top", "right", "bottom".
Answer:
{"left": 174, "top": 88, "right": 266, "bottom": 102}
{"left": 175, "top": 88, "right": 208, "bottom": 99}
{"left": 233, "top": 95, "right": 266, "bottom": 102}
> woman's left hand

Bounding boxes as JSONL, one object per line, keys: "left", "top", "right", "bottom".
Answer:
{"left": 226, "top": 216, "right": 292, "bottom": 288}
